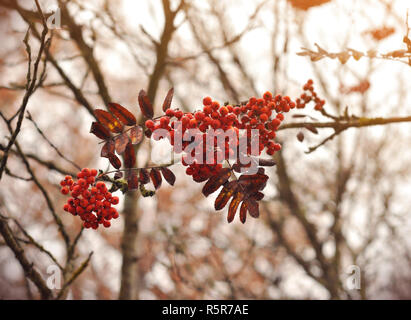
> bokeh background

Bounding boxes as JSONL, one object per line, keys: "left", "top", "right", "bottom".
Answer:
{"left": 1, "top": 0, "right": 411, "bottom": 299}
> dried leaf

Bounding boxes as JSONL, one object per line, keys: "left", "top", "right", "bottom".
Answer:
{"left": 114, "top": 171, "right": 123, "bottom": 180}
{"left": 150, "top": 168, "right": 162, "bottom": 189}
{"left": 304, "top": 123, "right": 319, "bottom": 134}
{"left": 297, "top": 132, "right": 305, "bottom": 142}
{"left": 162, "top": 88, "right": 174, "bottom": 112}
{"left": 238, "top": 169, "right": 268, "bottom": 193}
{"left": 227, "top": 191, "right": 243, "bottom": 223}
{"left": 94, "top": 109, "right": 123, "bottom": 133}
{"left": 247, "top": 199, "right": 259, "bottom": 218}
{"left": 215, "top": 181, "right": 238, "bottom": 210}
{"left": 108, "top": 154, "right": 121, "bottom": 169}
{"left": 139, "top": 168, "right": 150, "bottom": 184}
{"left": 239, "top": 201, "right": 248, "bottom": 224}
{"left": 124, "top": 142, "right": 136, "bottom": 168}
{"left": 115, "top": 132, "right": 130, "bottom": 154}
{"left": 202, "top": 168, "right": 231, "bottom": 197}
{"left": 101, "top": 140, "right": 115, "bottom": 158}
{"left": 90, "top": 121, "right": 110, "bottom": 140}
{"left": 129, "top": 126, "right": 143, "bottom": 145}
{"left": 258, "top": 158, "right": 276, "bottom": 167}
{"left": 160, "top": 167, "right": 176, "bottom": 186}
{"left": 138, "top": 89, "right": 154, "bottom": 119}
{"left": 108, "top": 102, "right": 137, "bottom": 126}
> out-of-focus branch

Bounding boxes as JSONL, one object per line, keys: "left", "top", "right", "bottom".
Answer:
{"left": 0, "top": 211, "right": 53, "bottom": 300}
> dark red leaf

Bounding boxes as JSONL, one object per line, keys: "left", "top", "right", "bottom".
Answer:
{"left": 115, "top": 132, "right": 130, "bottom": 154}
{"left": 101, "top": 140, "right": 115, "bottom": 158}
{"left": 202, "top": 168, "right": 231, "bottom": 197}
{"left": 108, "top": 102, "right": 136, "bottom": 126}
{"left": 250, "top": 192, "right": 264, "bottom": 201}
{"left": 94, "top": 109, "right": 123, "bottom": 133}
{"left": 227, "top": 191, "right": 243, "bottom": 223}
{"left": 124, "top": 142, "right": 136, "bottom": 168}
{"left": 127, "top": 170, "right": 139, "bottom": 190}
{"left": 160, "top": 167, "right": 176, "bottom": 186}
{"left": 297, "top": 132, "right": 305, "bottom": 142}
{"left": 238, "top": 169, "right": 268, "bottom": 193}
{"left": 304, "top": 123, "right": 318, "bottom": 134}
{"left": 162, "top": 88, "right": 174, "bottom": 112}
{"left": 138, "top": 89, "right": 154, "bottom": 119}
{"left": 240, "top": 201, "right": 248, "bottom": 224}
{"left": 214, "top": 181, "right": 238, "bottom": 210}
{"left": 90, "top": 121, "right": 110, "bottom": 140}
{"left": 139, "top": 169, "right": 150, "bottom": 184}
{"left": 108, "top": 154, "right": 121, "bottom": 169}
{"left": 129, "top": 126, "right": 143, "bottom": 145}
{"left": 150, "top": 168, "right": 162, "bottom": 189}
{"left": 114, "top": 171, "right": 123, "bottom": 180}
{"left": 258, "top": 158, "right": 276, "bottom": 166}
{"left": 247, "top": 199, "right": 259, "bottom": 218}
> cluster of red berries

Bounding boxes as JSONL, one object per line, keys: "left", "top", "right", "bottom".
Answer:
{"left": 60, "top": 168, "right": 119, "bottom": 229}
{"left": 297, "top": 79, "right": 325, "bottom": 110}
{"left": 144, "top": 80, "right": 320, "bottom": 182}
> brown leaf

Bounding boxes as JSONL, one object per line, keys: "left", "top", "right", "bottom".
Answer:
{"left": 247, "top": 199, "right": 259, "bottom": 218}
{"left": 202, "top": 168, "right": 231, "bottom": 197}
{"left": 129, "top": 126, "right": 143, "bottom": 145}
{"left": 239, "top": 201, "right": 248, "bottom": 224}
{"left": 90, "top": 121, "right": 110, "bottom": 140}
{"left": 304, "top": 123, "right": 318, "bottom": 134}
{"left": 108, "top": 154, "right": 121, "bottom": 169}
{"left": 108, "top": 102, "right": 137, "bottom": 126}
{"left": 227, "top": 191, "right": 243, "bottom": 223}
{"left": 238, "top": 169, "right": 268, "bottom": 193}
{"left": 138, "top": 89, "right": 154, "bottom": 119}
{"left": 115, "top": 132, "right": 130, "bottom": 154}
{"left": 215, "top": 181, "right": 238, "bottom": 210}
{"left": 150, "top": 168, "right": 162, "bottom": 189}
{"left": 94, "top": 109, "right": 123, "bottom": 133}
{"left": 101, "top": 140, "right": 115, "bottom": 158}
{"left": 114, "top": 171, "right": 123, "bottom": 180}
{"left": 124, "top": 142, "right": 136, "bottom": 168}
{"left": 250, "top": 192, "right": 264, "bottom": 201}
{"left": 258, "top": 158, "right": 276, "bottom": 167}
{"left": 297, "top": 132, "right": 305, "bottom": 142}
{"left": 160, "top": 167, "right": 176, "bottom": 186}
{"left": 162, "top": 88, "right": 174, "bottom": 112}
{"left": 127, "top": 170, "right": 139, "bottom": 190}
{"left": 139, "top": 168, "right": 150, "bottom": 184}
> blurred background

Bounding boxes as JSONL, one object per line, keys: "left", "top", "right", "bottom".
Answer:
{"left": 0, "top": 0, "right": 411, "bottom": 299}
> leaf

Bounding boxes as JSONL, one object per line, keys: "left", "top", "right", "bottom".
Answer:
{"left": 94, "top": 109, "right": 123, "bottom": 133}
{"left": 114, "top": 171, "right": 123, "bottom": 180}
{"left": 138, "top": 89, "right": 154, "bottom": 119}
{"left": 239, "top": 201, "right": 248, "bottom": 224}
{"left": 297, "top": 132, "right": 305, "bottom": 142}
{"left": 160, "top": 167, "right": 176, "bottom": 186}
{"left": 127, "top": 170, "right": 139, "bottom": 190}
{"left": 150, "top": 168, "right": 162, "bottom": 189}
{"left": 129, "top": 126, "right": 143, "bottom": 145}
{"left": 124, "top": 142, "right": 136, "bottom": 168}
{"left": 139, "top": 168, "right": 150, "bottom": 184}
{"left": 258, "top": 158, "right": 276, "bottom": 167}
{"left": 162, "top": 87, "right": 174, "bottom": 112}
{"left": 108, "top": 102, "right": 137, "bottom": 126}
{"left": 215, "top": 181, "right": 238, "bottom": 210}
{"left": 247, "top": 199, "right": 259, "bottom": 218}
{"left": 90, "top": 121, "right": 110, "bottom": 140}
{"left": 227, "top": 191, "right": 242, "bottom": 223}
{"left": 115, "top": 132, "right": 130, "bottom": 154}
{"left": 250, "top": 191, "right": 264, "bottom": 201}
{"left": 108, "top": 154, "right": 121, "bottom": 169}
{"left": 304, "top": 123, "right": 318, "bottom": 134}
{"left": 202, "top": 168, "right": 231, "bottom": 197}
{"left": 101, "top": 140, "right": 115, "bottom": 158}
{"left": 238, "top": 168, "right": 268, "bottom": 193}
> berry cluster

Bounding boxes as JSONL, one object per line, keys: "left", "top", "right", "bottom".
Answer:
{"left": 60, "top": 168, "right": 119, "bottom": 229}
{"left": 297, "top": 79, "right": 325, "bottom": 110}
{"left": 145, "top": 81, "right": 319, "bottom": 181}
